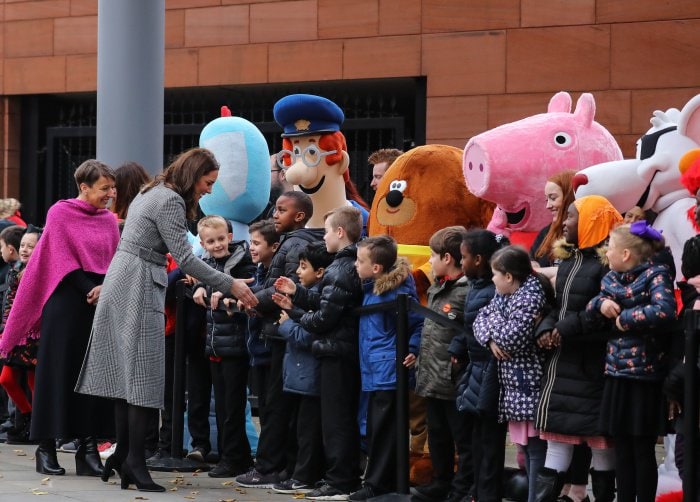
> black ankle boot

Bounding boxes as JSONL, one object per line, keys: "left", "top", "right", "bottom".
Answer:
{"left": 6, "top": 411, "right": 31, "bottom": 444}
{"left": 590, "top": 469, "right": 616, "bottom": 502}
{"left": 534, "top": 467, "right": 564, "bottom": 502}
{"left": 75, "top": 437, "right": 104, "bottom": 476}
{"left": 101, "top": 454, "right": 123, "bottom": 482}
{"left": 120, "top": 461, "right": 165, "bottom": 492}
{"left": 36, "top": 439, "right": 65, "bottom": 475}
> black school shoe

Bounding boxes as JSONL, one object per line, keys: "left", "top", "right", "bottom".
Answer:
{"left": 348, "top": 485, "right": 380, "bottom": 501}
{"left": 410, "top": 480, "right": 451, "bottom": 501}
{"left": 234, "top": 467, "right": 280, "bottom": 488}
{"left": 305, "top": 483, "right": 351, "bottom": 500}
{"left": 272, "top": 478, "right": 314, "bottom": 494}
{"left": 207, "top": 460, "right": 250, "bottom": 478}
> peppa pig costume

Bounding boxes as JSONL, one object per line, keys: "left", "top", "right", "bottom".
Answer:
{"left": 463, "top": 92, "right": 622, "bottom": 248}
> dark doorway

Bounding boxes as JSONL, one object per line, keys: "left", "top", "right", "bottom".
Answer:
{"left": 20, "top": 78, "right": 426, "bottom": 224}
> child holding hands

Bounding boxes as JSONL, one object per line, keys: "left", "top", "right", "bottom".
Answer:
{"left": 269, "top": 241, "right": 334, "bottom": 494}
{"left": 473, "top": 246, "right": 553, "bottom": 502}
{"left": 587, "top": 221, "right": 677, "bottom": 502}
{"left": 274, "top": 206, "right": 364, "bottom": 500}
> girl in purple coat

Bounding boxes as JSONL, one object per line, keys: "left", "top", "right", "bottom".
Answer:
{"left": 587, "top": 221, "right": 677, "bottom": 502}
{"left": 473, "top": 246, "right": 554, "bottom": 502}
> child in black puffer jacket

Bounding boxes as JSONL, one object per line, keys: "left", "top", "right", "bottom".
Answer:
{"left": 192, "top": 216, "right": 256, "bottom": 478}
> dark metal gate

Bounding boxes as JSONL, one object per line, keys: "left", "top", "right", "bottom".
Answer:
{"left": 20, "top": 78, "right": 426, "bottom": 224}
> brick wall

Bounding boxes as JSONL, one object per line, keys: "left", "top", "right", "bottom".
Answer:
{"left": 1, "top": 0, "right": 700, "bottom": 195}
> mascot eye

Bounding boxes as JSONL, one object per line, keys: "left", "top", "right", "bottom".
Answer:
{"left": 389, "top": 180, "right": 407, "bottom": 193}
{"left": 553, "top": 132, "right": 572, "bottom": 148}
{"left": 293, "top": 146, "right": 302, "bottom": 155}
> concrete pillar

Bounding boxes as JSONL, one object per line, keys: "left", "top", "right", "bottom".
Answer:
{"left": 97, "top": 0, "right": 165, "bottom": 176}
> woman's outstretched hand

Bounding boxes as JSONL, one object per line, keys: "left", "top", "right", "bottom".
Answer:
{"left": 231, "top": 278, "right": 257, "bottom": 309}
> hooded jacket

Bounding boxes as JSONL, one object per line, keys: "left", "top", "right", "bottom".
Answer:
{"left": 473, "top": 274, "right": 547, "bottom": 423}
{"left": 279, "top": 282, "right": 323, "bottom": 396}
{"left": 451, "top": 276, "right": 499, "bottom": 416}
{"left": 535, "top": 239, "right": 611, "bottom": 436}
{"left": 414, "top": 274, "right": 469, "bottom": 400}
{"left": 201, "top": 241, "right": 256, "bottom": 358}
{"left": 587, "top": 262, "right": 677, "bottom": 381}
{"left": 359, "top": 258, "right": 423, "bottom": 391}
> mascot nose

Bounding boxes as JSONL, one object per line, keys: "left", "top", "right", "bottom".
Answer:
{"left": 572, "top": 173, "right": 588, "bottom": 193}
{"left": 386, "top": 190, "right": 404, "bottom": 208}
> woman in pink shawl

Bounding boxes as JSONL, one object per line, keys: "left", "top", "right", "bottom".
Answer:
{"left": 0, "top": 160, "right": 119, "bottom": 477}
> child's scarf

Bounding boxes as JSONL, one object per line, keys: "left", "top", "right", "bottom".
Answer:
{"left": 0, "top": 199, "right": 119, "bottom": 356}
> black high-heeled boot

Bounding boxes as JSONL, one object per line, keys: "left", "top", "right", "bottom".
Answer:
{"left": 120, "top": 461, "right": 165, "bottom": 492}
{"left": 75, "top": 437, "right": 104, "bottom": 476}
{"left": 6, "top": 411, "right": 31, "bottom": 444}
{"left": 101, "top": 454, "right": 123, "bottom": 482}
{"left": 103, "top": 400, "right": 128, "bottom": 482}
{"left": 120, "top": 403, "right": 164, "bottom": 492}
{"left": 36, "top": 439, "right": 65, "bottom": 475}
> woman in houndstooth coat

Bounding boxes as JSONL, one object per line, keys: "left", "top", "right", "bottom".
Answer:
{"left": 75, "top": 148, "right": 258, "bottom": 493}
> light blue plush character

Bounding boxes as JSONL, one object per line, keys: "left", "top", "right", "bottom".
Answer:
{"left": 197, "top": 106, "right": 270, "bottom": 242}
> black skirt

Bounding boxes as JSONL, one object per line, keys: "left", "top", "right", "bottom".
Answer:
{"left": 30, "top": 275, "right": 114, "bottom": 440}
{"left": 598, "top": 376, "right": 667, "bottom": 437}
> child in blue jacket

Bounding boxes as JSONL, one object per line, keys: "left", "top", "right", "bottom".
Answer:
{"left": 350, "top": 235, "right": 423, "bottom": 501}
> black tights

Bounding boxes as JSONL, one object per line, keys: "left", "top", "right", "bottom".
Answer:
{"left": 114, "top": 399, "right": 157, "bottom": 483}
{"left": 614, "top": 435, "right": 658, "bottom": 502}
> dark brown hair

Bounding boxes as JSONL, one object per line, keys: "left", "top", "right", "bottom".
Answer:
{"left": 114, "top": 161, "right": 151, "bottom": 220}
{"left": 74, "top": 159, "right": 116, "bottom": 190}
{"left": 249, "top": 219, "right": 279, "bottom": 246}
{"left": 143, "top": 148, "right": 219, "bottom": 220}
{"left": 429, "top": 225, "right": 467, "bottom": 266}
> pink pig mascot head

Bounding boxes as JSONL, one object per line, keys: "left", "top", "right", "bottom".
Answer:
{"left": 463, "top": 92, "right": 623, "bottom": 240}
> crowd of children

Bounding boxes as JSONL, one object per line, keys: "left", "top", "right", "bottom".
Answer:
{"left": 0, "top": 177, "right": 695, "bottom": 502}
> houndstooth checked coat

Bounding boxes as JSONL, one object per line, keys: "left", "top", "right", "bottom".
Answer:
{"left": 75, "top": 184, "right": 234, "bottom": 409}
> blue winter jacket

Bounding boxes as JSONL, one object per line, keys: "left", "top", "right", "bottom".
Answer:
{"left": 587, "top": 262, "right": 677, "bottom": 381}
{"left": 279, "top": 283, "right": 322, "bottom": 396}
{"left": 451, "top": 277, "right": 499, "bottom": 416}
{"left": 359, "top": 258, "right": 423, "bottom": 392}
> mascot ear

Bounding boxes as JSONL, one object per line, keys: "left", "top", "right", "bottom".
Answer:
{"left": 338, "top": 150, "right": 350, "bottom": 177}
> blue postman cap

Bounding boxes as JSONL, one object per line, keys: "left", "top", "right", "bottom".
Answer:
{"left": 273, "top": 94, "right": 344, "bottom": 137}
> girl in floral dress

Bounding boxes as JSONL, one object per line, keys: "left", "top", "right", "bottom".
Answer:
{"left": 587, "top": 221, "right": 677, "bottom": 502}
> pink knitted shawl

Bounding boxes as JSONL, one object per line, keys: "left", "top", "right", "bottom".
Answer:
{"left": 0, "top": 199, "right": 119, "bottom": 356}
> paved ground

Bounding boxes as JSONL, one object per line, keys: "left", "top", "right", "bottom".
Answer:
{"left": 0, "top": 443, "right": 293, "bottom": 502}
{"left": 0, "top": 440, "right": 678, "bottom": 501}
